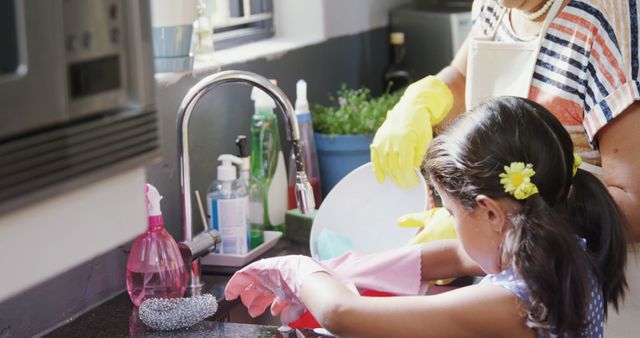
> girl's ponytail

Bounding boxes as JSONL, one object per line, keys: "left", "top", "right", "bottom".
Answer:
{"left": 504, "top": 196, "right": 589, "bottom": 336}
{"left": 568, "top": 169, "right": 628, "bottom": 313}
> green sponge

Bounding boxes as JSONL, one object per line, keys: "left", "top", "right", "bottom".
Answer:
{"left": 284, "top": 208, "right": 317, "bottom": 244}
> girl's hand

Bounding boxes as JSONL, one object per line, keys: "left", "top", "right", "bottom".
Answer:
{"left": 225, "top": 247, "right": 425, "bottom": 324}
{"left": 224, "top": 255, "right": 330, "bottom": 324}
{"left": 397, "top": 208, "right": 458, "bottom": 245}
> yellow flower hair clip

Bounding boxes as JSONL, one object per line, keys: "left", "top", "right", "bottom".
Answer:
{"left": 499, "top": 162, "right": 539, "bottom": 200}
{"left": 572, "top": 153, "right": 583, "bottom": 176}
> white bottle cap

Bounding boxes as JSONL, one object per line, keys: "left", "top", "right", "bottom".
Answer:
{"left": 295, "top": 79, "right": 310, "bottom": 114}
{"left": 251, "top": 87, "right": 276, "bottom": 109}
{"left": 251, "top": 79, "right": 278, "bottom": 110}
{"left": 217, "top": 154, "right": 242, "bottom": 181}
{"left": 145, "top": 183, "right": 163, "bottom": 216}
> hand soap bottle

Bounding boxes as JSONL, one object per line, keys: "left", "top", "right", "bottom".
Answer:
{"left": 126, "top": 183, "right": 186, "bottom": 307}
{"left": 207, "top": 154, "right": 250, "bottom": 255}
{"left": 249, "top": 86, "right": 288, "bottom": 241}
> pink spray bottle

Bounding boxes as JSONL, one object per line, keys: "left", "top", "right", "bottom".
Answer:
{"left": 126, "top": 183, "right": 186, "bottom": 306}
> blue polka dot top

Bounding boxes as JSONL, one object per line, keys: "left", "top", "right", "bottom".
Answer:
{"left": 479, "top": 239, "right": 604, "bottom": 338}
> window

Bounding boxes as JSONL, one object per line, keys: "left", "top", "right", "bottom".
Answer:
{"left": 210, "top": 0, "right": 274, "bottom": 50}
{"left": 0, "top": 0, "right": 19, "bottom": 75}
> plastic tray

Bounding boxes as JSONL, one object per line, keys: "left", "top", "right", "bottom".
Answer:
{"left": 200, "top": 230, "right": 282, "bottom": 267}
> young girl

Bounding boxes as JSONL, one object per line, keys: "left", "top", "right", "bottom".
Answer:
{"left": 225, "top": 96, "right": 628, "bottom": 338}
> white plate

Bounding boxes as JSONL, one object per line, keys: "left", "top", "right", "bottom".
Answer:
{"left": 310, "top": 162, "right": 428, "bottom": 259}
{"left": 200, "top": 230, "right": 282, "bottom": 267}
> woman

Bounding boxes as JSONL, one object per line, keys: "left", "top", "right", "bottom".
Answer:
{"left": 369, "top": 0, "right": 640, "bottom": 333}
{"left": 372, "top": 0, "right": 640, "bottom": 237}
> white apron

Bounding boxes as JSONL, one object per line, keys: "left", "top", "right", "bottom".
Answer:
{"left": 465, "top": 0, "right": 602, "bottom": 175}
{"left": 465, "top": 0, "right": 563, "bottom": 110}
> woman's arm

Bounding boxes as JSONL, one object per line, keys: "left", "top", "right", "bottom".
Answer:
{"left": 418, "top": 239, "right": 485, "bottom": 281}
{"left": 598, "top": 102, "right": 640, "bottom": 241}
{"left": 435, "top": 35, "right": 469, "bottom": 130}
{"left": 300, "top": 272, "right": 534, "bottom": 338}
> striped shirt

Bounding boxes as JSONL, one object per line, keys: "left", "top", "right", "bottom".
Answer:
{"left": 472, "top": 0, "right": 640, "bottom": 146}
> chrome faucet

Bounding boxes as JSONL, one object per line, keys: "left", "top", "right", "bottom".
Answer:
{"left": 176, "top": 70, "right": 316, "bottom": 290}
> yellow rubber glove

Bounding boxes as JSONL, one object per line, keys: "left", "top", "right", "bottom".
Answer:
{"left": 397, "top": 208, "right": 457, "bottom": 245}
{"left": 398, "top": 208, "right": 458, "bottom": 285}
{"left": 370, "top": 76, "right": 453, "bottom": 188}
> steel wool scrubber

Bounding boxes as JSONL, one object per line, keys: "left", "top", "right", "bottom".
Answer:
{"left": 138, "top": 294, "right": 218, "bottom": 330}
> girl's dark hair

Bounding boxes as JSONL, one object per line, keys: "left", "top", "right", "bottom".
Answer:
{"left": 424, "top": 96, "right": 627, "bottom": 336}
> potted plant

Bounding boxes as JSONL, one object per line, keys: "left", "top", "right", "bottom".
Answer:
{"left": 312, "top": 85, "right": 402, "bottom": 196}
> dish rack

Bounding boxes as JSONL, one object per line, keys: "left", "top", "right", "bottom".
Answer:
{"left": 200, "top": 230, "right": 282, "bottom": 267}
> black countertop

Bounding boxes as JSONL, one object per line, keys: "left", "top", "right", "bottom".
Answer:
{"left": 45, "top": 239, "right": 329, "bottom": 338}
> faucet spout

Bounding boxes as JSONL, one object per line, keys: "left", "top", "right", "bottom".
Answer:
{"left": 176, "top": 70, "right": 316, "bottom": 290}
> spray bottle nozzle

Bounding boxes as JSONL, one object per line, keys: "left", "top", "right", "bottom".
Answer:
{"left": 145, "top": 183, "right": 163, "bottom": 217}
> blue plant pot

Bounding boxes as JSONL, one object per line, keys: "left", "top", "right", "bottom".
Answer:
{"left": 314, "top": 133, "right": 374, "bottom": 197}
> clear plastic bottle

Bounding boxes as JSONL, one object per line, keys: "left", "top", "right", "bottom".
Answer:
{"left": 288, "top": 79, "right": 322, "bottom": 209}
{"left": 192, "top": 0, "right": 214, "bottom": 62}
{"left": 207, "top": 154, "right": 250, "bottom": 255}
{"left": 126, "top": 184, "right": 186, "bottom": 307}
{"left": 234, "top": 135, "right": 256, "bottom": 248}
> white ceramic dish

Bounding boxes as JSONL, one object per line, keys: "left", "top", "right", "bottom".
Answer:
{"left": 200, "top": 230, "right": 282, "bottom": 267}
{"left": 310, "top": 162, "right": 428, "bottom": 259}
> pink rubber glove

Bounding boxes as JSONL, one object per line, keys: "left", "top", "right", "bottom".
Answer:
{"left": 322, "top": 245, "right": 426, "bottom": 296}
{"left": 225, "top": 255, "right": 343, "bottom": 324}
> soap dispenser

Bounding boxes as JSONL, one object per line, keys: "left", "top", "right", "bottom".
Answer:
{"left": 126, "top": 183, "right": 186, "bottom": 307}
{"left": 207, "top": 154, "right": 250, "bottom": 255}
{"left": 249, "top": 86, "right": 288, "bottom": 236}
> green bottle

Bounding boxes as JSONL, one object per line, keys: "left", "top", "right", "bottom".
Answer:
{"left": 248, "top": 86, "right": 288, "bottom": 248}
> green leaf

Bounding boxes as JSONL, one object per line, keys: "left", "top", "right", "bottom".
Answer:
{"left": 311, "top": 85, "right": 403, "bottom": 135}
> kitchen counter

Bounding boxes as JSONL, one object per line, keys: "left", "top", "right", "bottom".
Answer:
{"left": 45, "top": 239, "right": 327, "bottom": 338}
{"left": 44, "top": 238, "right": 472, "bottom": 337}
